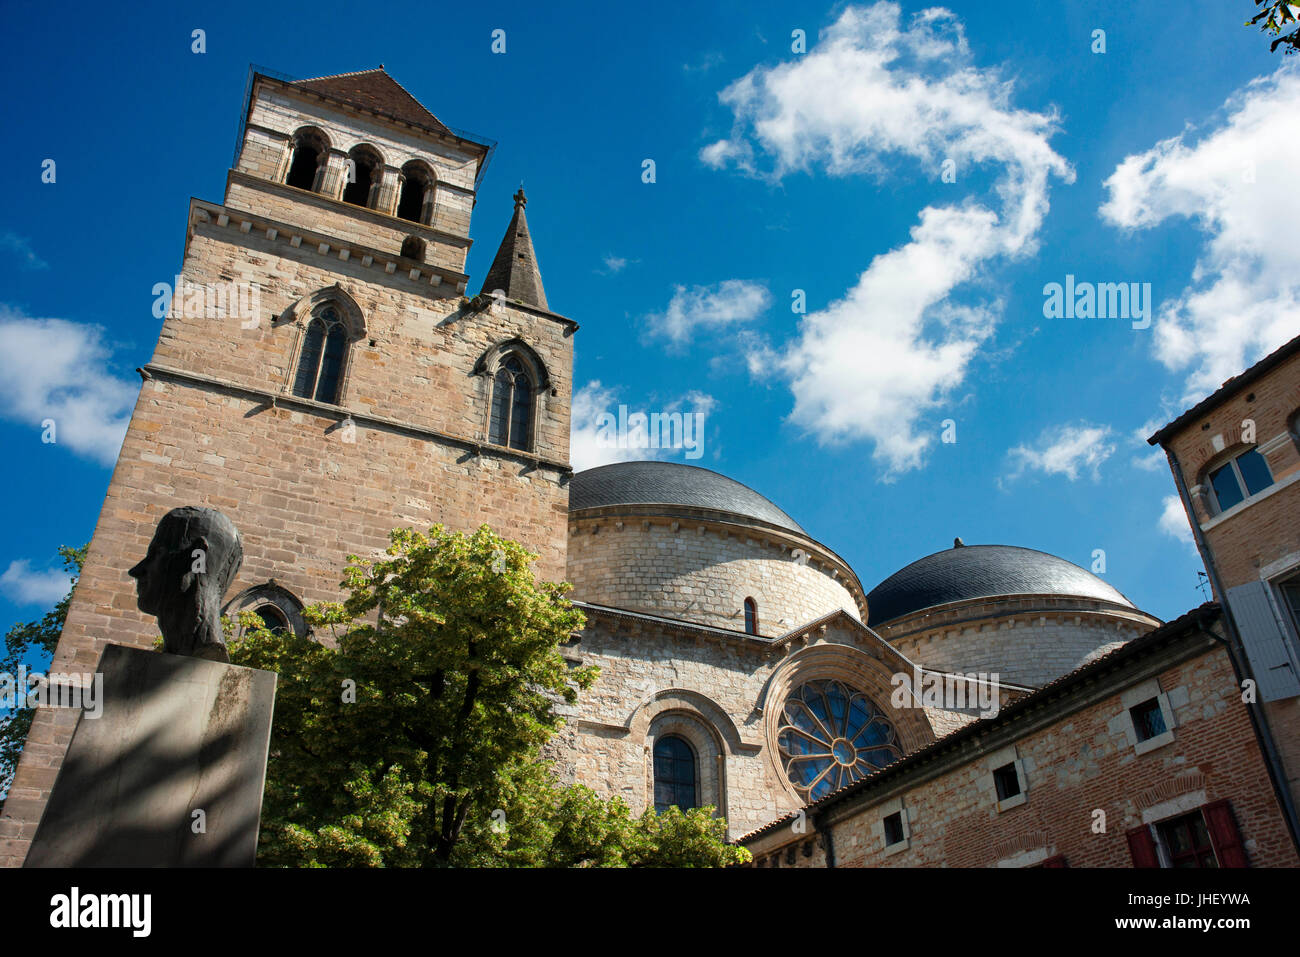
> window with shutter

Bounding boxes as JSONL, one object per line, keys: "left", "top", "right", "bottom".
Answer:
{"left": 1227, "top": 581, "right": 1300, "bottom": 701}
{"left": 1202, "top": 799, "right": 1249, "bottom": 868}
{"left": 1126, "top": 824, "right": 1160, "bottom": 867}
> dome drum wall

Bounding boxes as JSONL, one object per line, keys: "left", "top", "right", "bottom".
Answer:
{"left": 880, "top": 595, "right": 1160, "bottom": 689}
{"left": 567, "top": 511, "right": 864, "bottom": 634}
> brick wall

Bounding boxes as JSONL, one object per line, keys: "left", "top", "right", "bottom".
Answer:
{"left": 748, "top": 642, "right": 1299, "bottom": 868}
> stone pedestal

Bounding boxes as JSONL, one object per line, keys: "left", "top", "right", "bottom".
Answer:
{"left": 24, "top": 644, "right": 276, "bottom": 867}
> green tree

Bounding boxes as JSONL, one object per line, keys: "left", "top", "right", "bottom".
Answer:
{"left": 1249, "top": 1, "right": 1300, "bottom": 54}
{"left": 0, "top": 544, "right": 87, "bottom": 801}
{"left": 229, "top": 524, "right": 750, "bottom": 867}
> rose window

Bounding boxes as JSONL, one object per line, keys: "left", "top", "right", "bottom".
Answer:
{"left": 777, "top": 679, "right": 903, "bottom": 801}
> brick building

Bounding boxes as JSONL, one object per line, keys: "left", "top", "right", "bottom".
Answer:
{"left": 3, "top": 69, "right": 1297, "bottom": 868}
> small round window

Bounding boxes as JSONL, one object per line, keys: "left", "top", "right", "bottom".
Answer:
{"left": 777, "top": 679, "right": 902, "bottom": 801}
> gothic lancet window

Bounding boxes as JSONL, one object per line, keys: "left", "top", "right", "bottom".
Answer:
{"left": 653, "top": 735, "right": 697, "bottom": 812}
{"left": 488, "top": 356, "right": 533, "bottom": 451}
{"left": 293, "top": 306, "right": 349, "bottom": 404}
{"left": 744, "top": 597, "right": 759, "bottom": 635}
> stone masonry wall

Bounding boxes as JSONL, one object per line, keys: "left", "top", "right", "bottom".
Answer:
{"left": 567, "top": 517, "right": 860, "bottom": 635}
{"left": 0, "top": 199, "right": 574, "bottom": 868}
{"left": 886, "top": 602, "right": 1154, "bottom": 689}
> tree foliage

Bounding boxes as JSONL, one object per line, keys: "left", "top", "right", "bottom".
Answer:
{"left": 1249, "top": 1, "right": 1300, "bottom": 54}
{"left": 228, "top": 524, "right": 749, "bottom": 868}
{"left": 0, "top": 545, "right": 87, "bottom": 800}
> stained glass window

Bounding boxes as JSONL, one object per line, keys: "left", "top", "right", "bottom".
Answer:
{"left": 777, "top": 679, "right": 902, "bottom": 801}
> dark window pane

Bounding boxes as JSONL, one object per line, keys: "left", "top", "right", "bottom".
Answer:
{"left": 255, "top": 605, "right": 288, "bottom": 634}
{"left": 1130, "top": 698, "right": 1167, "bottom": 742}
{"left": 1209, "top": 462, "right": 1244, "bottom": 512}
{"left": 509, "top": 374, "right": 531, "bottom": 450}
{"left": 315, "top": 322, "right": 347, "bottom": 403}
{"left": 1235, "top": 448, "right": 1273, "bottom": 497}
{"left": 744, "top": 598, "right": 757, "bottom": 634}
{"left": 292, "top": 319, "right": 325, "bottom": 398}
{"left": 653, "top": 735, "right": 696, "bottom": 812}
{"left": 883, "top": 812, "right": 904, "bottom": 846}
{"left": 489, "top": 369, "right": 511, "bottom": 445}
{"left": 994, "top": 762, "right": 1021, "bottom": 801}
{"left": 1158, "top": 811, "right": 1218, "bottom": 868}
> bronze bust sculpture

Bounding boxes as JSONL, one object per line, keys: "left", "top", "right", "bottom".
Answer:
{"left": 128, "top": 506, "right": 243, "bottom": 661}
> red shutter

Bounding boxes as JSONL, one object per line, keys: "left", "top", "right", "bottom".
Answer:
{"left": 1040, "top": 854, "right": 1067, "bottom": 868}
{"left": 1126, "top": 825, "right": 1159, "bottom": 867}
{"left": 1203, "top": 800, "right": 1249, "bottom": 868}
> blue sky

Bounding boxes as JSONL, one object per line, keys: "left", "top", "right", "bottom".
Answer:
{"left": 1, "top": 0, "right": 1296, "bottom": 643}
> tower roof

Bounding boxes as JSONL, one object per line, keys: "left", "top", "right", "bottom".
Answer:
{"left": 481, "top": 189, "right": 549, "bottom": 311}
{"left": 291, "top": 67, "right": 453, "bottom": 136}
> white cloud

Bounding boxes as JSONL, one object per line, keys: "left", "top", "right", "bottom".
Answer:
{"left": 0, "top": 308, "right": 136, "bottom": 466}
{"left": 703, "top": 2, "right": 1072, "bottom": 477}
{"left": 597, "top": 254, "right": 633, "bottom": 275}
{"left": 645, "top": 280, "right": 771, "bottom": 345}
{"left": 569, "top": 381, "right": 717, "bottom": 471}
{"left": 0, "top": 232, "right": 49, "bottom": 270}
{"left": 1006, "top": 423, "right": 1115, "bottom": 482}
{"left": 1158, "top": 494, "right": 1195, "bottom": 547}
{"left": 1100, "top": 64, "right": 1300, "bottom": 401}
{"left": 0, "top": 559, "right": 71, "bottom": 607}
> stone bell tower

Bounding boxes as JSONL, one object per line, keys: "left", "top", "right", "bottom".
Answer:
{"left": 0, "top": 67, "right": 579, "bottom": 866}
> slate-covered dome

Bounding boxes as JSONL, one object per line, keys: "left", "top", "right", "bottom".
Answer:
{"left": 569, "top": 461, "right": 805, "bottom": 534}
{"left": 866, "top": 544, "right": 1135, "bottom": 627}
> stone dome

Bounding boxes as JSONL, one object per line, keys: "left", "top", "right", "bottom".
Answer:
{"left": 866, "top": 544, "right": 1135, "bottom": 628}
{"left": 569, "top": 462, "right": 805, "bottom": 534}
{"left": 566, "top": 461, "right": 862, "bottom": 633}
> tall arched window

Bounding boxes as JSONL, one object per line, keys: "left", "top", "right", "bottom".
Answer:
{"left": 343, "top": 147, "right": 379, "bottom": 207}
{"left": 653, "top": 735, "right": 697, "bottom": 812}
{"left": 744, "top": 597, "right": 759, "bottom": 635}
{"left": 285, "top": 130, "right": 326, "bottom": 192}
{"left": 488, "top": 356, "right": 533, "bottom": 450}
{"left": 292, "top": 306, "right": 349, "bottom": 404}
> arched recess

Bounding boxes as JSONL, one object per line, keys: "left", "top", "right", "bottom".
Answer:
{"left": 629, "top": 688, "right": 744, "bottom": 817}
{"left": 396, "top": 159, "right": 438, "bottom": 225}
{"left": 222, "top": 581, "right": 308, "bottom": 637}
{"left": 283, "top": 126, "right": 331, "bottom": 192}
{"left": 282, "top": 285, "right": 367, "bottom": 404}
{"left": 759, "top": 643, "right": 935, "bottom": 805}
{"left": 342, "top": 143, "right": 386, "bottom": 208}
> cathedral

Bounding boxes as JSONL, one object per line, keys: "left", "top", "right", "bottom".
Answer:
{"left": 3, "top": 68, "right": 1299, "bottom": 868}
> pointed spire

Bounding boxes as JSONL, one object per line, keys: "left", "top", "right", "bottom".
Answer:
{"left": 481, "top": 188, "right": 549, "bottom": 311}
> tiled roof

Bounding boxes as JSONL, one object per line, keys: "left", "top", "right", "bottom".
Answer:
{"left": 291, "top": 67, "right": 454, "bottom": 136}
{"left": 866, "top": 543, "right": 1135, "bottom": 627}
{"left": 737, "top": 602, "right": 1221, "bottom": 844}
{"left": 1148, "top": 332, "right": 1300, "bottom": 445}
{"left": 569, "top": 461, "right": 806, "bottom": 534}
